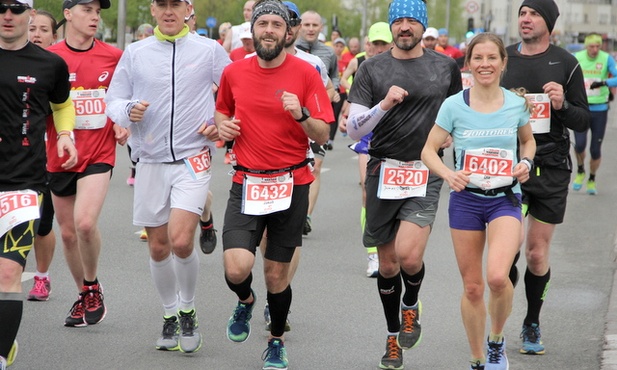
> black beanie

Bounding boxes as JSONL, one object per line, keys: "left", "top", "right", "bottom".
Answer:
{"left": 520, "top": 0, "right": 560, "bottom": 33}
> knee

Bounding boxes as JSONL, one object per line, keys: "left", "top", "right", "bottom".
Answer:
{"left": 463, "top": 281, "right": 484, "bottom": 302}
{"left": 0, "top": 261, "right": 22, "bottom": 292}
{"left": 75, "top": 218, "right": 97, "bottom": 239}
{"left": 486, "top": 273, "right": 509, "bottom": 294}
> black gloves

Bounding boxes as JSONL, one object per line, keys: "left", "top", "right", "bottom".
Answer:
{"left": 590, "top": 81, "right": 606, "bottom": 89}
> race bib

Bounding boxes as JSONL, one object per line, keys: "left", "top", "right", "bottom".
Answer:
{"left": 525, "top": 93, "right": 551, "bottom": 134}
{"left": 242, "top": 173, "right": 293, "bottom": 215}
{"left": 71, "top": 89, "right": 107, "bottom": 130}
{"left": 184, "top": 148, "right": 211, "bottom": 180}
{"left": 377, "top": 159, "right": 429, "bottom": 199}
{"left": 462, "top": 148, "right": 514, "bottom": 190}
{"left": 584, "top": 77, "right": 601, "bottom": 97}
{"left": 0, "top": 190, "right": 40, "bottom": 238}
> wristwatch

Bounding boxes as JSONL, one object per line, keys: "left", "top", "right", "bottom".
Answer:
{"left": 295, "top": 107, "right": 311, "bottom": 123}
{"left": 521, "top": 157, "right": 534, "bottom": 171}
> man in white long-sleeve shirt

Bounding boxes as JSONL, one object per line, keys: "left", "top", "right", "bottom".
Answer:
{"left": 105, "top": 0, "right": 230, "bottom": 354}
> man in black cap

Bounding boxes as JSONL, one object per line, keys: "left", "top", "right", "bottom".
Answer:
{"left": 47, "top": 0, "right": 127, "bottom": 328}
{"left": 501, "top": 0, "right": 590, "bottom": 357}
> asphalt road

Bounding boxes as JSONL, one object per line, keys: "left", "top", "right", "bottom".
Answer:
{"left": 12, "top": 121, "right": 617, "bottom": 369}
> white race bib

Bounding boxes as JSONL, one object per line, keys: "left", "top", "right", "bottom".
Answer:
{"left": 525, "top": 93, "right": 551, "bottom": 134}
{"left": 0, "top": 190, "right": 40, "bottom": 238}
{"left": 377, "top": 159, "right": 429, "bottom": 199}
{"left": 242, "top": 173, "right": 293, "bottom": 215}
{"left": 184, "top": 148, "right": 211, "bottom": 180}
{"left": 584, "top": 77, "right": 601, "bottom": 97}
{"left": 462, "top": 148, "right": 514, "bottom": 190}
{"left": 71, "top": 89, "right": 107, "bottom": 130}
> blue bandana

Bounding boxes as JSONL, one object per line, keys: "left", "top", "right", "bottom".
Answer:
{"left": 388, "top": 0, "right": 428, "bottom": 30}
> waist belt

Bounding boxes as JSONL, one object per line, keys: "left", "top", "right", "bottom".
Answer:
{"left": 464, "top": 179, "right": 519, "bottom": 207}
{"left": 233, "top": 158, "right": 310, "bottom": 175}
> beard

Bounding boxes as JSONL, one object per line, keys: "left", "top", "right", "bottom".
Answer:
{"left": 394, "top": 32, "right": 422, "bottom": 51}
{"left": 255, "top": 35, "right": 285, "bottom": 61}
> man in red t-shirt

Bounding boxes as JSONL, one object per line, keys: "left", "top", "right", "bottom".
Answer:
{"left": 436, "top": 27, "right": 464, "bottom": 59}
{"left": 215, "top": 1, "right": 333, "bottom": 367}
{"left": 46, "top": 0, "right": 128, "bottom": 328}
{"left": 229, "top": 31, "right": 255, "bottom": 61}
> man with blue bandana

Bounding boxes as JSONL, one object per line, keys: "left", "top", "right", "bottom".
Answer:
{"left": 347, "top": 0, "right": 461, "bottom": 368}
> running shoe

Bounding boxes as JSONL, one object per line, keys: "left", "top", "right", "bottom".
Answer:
{"left": 587, "top": 180, "right": 597, "bottom": 195}
{"left": 367, "top": 253, "right": 379, "bottom": 278}
{"left": 263, "top": 304, "right": 291, "bottom": 332}
{"left": 83, "top": 283, "right": 106, "bottom": 325}
{"left": 139, "top": 229, "right": 148, "bottom": 242}
{"left": 572, "top": 172, "right": 585, "bottom": 191}
{"left": 28, "top": 275, "right": 51, "bottom": 301}
{"left": 224, "top": 152, "right": 232, "bottom": 164}
{"left": 324, "top": 140, "right": 333, "bottom": 150}
{"left": 262, "top": 338, "right": 288, "bottom": 370}
{"left": 7, "top": 340, "right": 17, "bottom": 366}
{"left": 379, "top": 335, "right": 403, "bottom": 370}
{"left": 397, "top": 301, "right": 422, "bottom": 350}
{"left": 199, "top": 220, "right": 217, "bottom": 254}
{"left": 227, "top": 292, "right": 255, "bottom": 342}
{"left": 178, "top": 309, "right": 202, "bottom": 353}
{"left": 215, "top": 139, "right": 225, "bottom": 148}
{"left": 156, "top": 315, "right": 180, "bottom": 351}
{"left": 303, "top": 216, "right": 312, "bottom": 235}
{"left": 520, "top": 323, "right": 545, "bottom": 355}
{"left": 64, "top": 295, "right": 87, "bottom": 327}
{"left": 0, "top": 356, "right": 6, "bottom": 370}
{"left": 126, "top": 176, "right": 135, "bottom": 186}
{"left": 486, "top": 337, "right": 508, "bottom": 370}
{"left": 470, "top": 360, "right": 485, "bottom": 370}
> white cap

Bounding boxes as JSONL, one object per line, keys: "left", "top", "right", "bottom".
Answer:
{"left": 16, "top": 0, "right": 33, "bottom": 6}
{"left": 240, "top": 31, "right": 252, "bottom": 39}
{"left": 423, "top": 27, "right": 439, "bottom": 39}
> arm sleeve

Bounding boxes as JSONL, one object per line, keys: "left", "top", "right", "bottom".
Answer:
{"left": 347, "top": 102, "right": 387, "bottom": 140}
{"left": 50, "top": 96, "right": 75, "bottom": 133}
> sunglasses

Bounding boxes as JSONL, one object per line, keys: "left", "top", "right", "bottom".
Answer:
{"left": 289, "top": 18, "right": 301, "bottom": 27}
{"left": 0, "top": 3, "right": 31, "bottom": 14}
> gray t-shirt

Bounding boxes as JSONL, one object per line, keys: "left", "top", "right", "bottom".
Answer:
{"left": 348, "top": 48, "right": 462, "bottom": 161}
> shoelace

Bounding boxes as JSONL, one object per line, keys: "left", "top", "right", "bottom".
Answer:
{"left": 179, "top": 311, "right": 196, "bottom": 335}
{"left": 83, "top": 288, "right": 104, "bottom": 310}
{"left": 162, "top": 317, "right": 179, "bottom": 338}
{"left": 401, "top": 308, "right": 417, "bottom": 333}
{"left": 385, "top": 336, "right": 401, "bottom": 359}
{"left": 470, "top": 360, "right": 484, "bottom": 370}
{"left": 233, "top": 303, "right": 251, "bottom": 323}
{"left": 521, "top": 325, "right": 540, "bottom": 343}
{"left": 69, "top": 298, "right": 85, "bottom": 317}
{"left": 32, "top": 279, "right": 48, "bottom": 294}
{"left": 487, "top": 341, "right": 503, "bottom": 364}
{"left": 261, "top": 340, "right": 283, "bottom": 362}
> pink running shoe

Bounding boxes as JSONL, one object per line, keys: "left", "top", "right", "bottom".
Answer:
{"left": 28, "top": 276, "right": 51, "bottom": 301}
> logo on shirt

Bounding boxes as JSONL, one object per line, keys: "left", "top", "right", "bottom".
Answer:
{"left": 548, "top": 61, "right": 561, "bottom": 66}
{"left": 98, "top": 71, "right": 110, "bottom": 82}
{"left": 17, "top": 75, "right": 36, "bottom": 84}
{"left": 69, "top": 73, "right": 77, "bottom": 82}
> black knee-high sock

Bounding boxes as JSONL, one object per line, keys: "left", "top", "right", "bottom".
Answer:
{"left": 401, "top": 263, "right": 425, "bottom": 307}
{"left": 524, "top": 267, "right": 551, "bottom": 326}
{"left": 0, "top": 294, "right": 22, "bottom": 358}
{"left": 225, "top": 272, "right": 253, "bottom": 302}
{"left": 267, "top": 285, "right": 292, "bottom": 338}
{"left": 378, "top": 272, "right": 402, "bottom": 333}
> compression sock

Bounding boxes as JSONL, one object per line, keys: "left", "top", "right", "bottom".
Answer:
{"left": 523, "top": 267, "right": 551, "bottom": 326}
{"left": 589, "top": 174, "right": 596, "bottom": 182}
{"left": 378, "top": 272, "right": 402, "bottom": 332}
{"left": 225, "top": 272, "right": 254, "bottom": 302}
{"left": 0, "top": 294, "right": 22, "bottom": 358}
{"left": 401, "top": 263, "right": 425, "bottom": 307}
{"left": 267, "top": 285, "right": 292, "bottom": 338}
{"left": 577, "top": 165, "right": 584, "bottom": 174}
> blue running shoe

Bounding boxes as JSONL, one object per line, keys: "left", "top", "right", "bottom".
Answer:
{"left": 486, "top": 337, "right": 508, "bottom": 370}
{"left": 262, "top": 338, "right": 288, "bottom": 370}
{"left": 520, "top": 323, "right": 545, "bottom": 355}
{"left": 227, "top": 292, "right": 255, "bottom": 343}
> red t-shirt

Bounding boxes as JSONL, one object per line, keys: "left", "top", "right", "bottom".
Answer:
{"left": 216, "top": 54, "right": 334, "bottom": 185}
{"left": 338, "top": 53, "right": 354, "bottom": 93}
{"left": 439, "top": 45, "right": 464, "bottom": 60}
{"left": 46, "top": 40, "right": 123, "bottom": 173}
